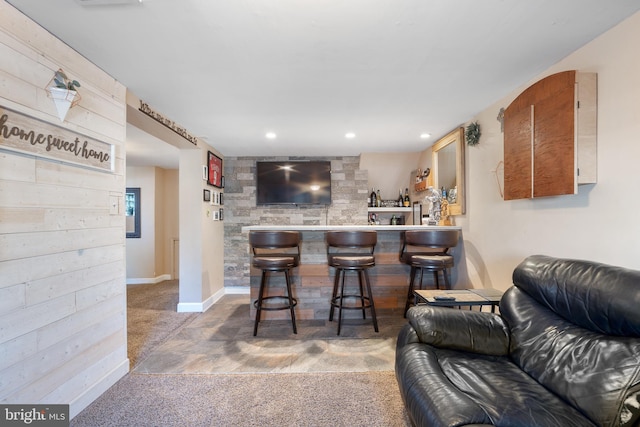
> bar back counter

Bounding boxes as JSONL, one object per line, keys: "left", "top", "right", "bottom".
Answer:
{"left": 241, "top": 225, "right": 464, "bottom": 321}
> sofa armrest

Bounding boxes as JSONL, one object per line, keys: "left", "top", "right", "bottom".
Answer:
{"left": 407, "top": 305, "right": 510, "bottom": 356}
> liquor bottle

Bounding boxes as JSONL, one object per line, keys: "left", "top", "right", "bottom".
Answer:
{"left": 369, "top": 188, "right": 376, "bottom": 207}
{"left": 403, "top": 188, "right": 410, "bottom": 207}
{"left": 376, "top": 189, "right": 382, "bottom": 207}
{"left": 397, "top": 189, "right": 404, "bottom": 207}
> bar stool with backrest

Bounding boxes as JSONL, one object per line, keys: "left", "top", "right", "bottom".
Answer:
{"left": 400, "top": 229, "right": 460, "bottom": 316}
{"left": 249, "top": 231, "right": 301, "bottom": 336}
{"left": 326, "top": 230, "right": 379, "bottom": 335}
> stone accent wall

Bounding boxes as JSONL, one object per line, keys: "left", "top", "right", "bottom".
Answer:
{"left": 223, "top": 156, "right": 368, "bottom": 288}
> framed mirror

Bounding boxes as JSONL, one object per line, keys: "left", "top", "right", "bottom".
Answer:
{"left": 432, "top": 127, "right": 465, "bottom": 215}
{"left": 125, "top": 187, "right": 141, "bottom": 238}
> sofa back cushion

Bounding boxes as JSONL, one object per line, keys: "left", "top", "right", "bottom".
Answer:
{"left": 501, "top": 255, "right": 640, "bottom": 426}
{"left": 512, "top": 255, "right": 640, "bottom": 336}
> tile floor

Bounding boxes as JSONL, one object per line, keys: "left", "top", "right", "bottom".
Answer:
{"left": 134, "top": 294, "right": 408, "bottom": 375}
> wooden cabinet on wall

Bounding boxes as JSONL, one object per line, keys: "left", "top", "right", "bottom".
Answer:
{"left": 503, "top": 70, "right": 597, "bottom": 200}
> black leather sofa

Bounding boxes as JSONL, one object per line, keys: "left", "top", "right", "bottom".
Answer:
{"left": 395, "top": 255, "right": 640, "bottom": 427}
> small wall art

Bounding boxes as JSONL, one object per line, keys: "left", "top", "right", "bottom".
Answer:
{"left": 208, "top": 151, "right": 223, "bottom": 188}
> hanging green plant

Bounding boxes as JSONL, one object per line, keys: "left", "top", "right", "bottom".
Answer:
{"left": 465, "top": 121, "right": 481, "bottom": 146}
{"left": 53, "top": 69, "right": 81, "bottom": 91}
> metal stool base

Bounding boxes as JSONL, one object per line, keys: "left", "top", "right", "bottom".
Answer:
{"left": 329, "top": 268, "right": 379, "bottom": 335}
{"left": 253, "top": 270, "right": 297, "bottom": 336}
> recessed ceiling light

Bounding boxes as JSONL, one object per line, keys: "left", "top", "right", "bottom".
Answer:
{"left": 265, "top": 132, "right": 277, "bottom": 140}
{"left": 420, "top": 133, "right": 431, "bottom": 139}
{"left": 345, "top": 132, "right": 356, "bottom": 139}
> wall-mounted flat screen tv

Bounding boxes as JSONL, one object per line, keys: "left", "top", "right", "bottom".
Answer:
{"left": 256, "top": 161, "right": 332, "bottom": 206}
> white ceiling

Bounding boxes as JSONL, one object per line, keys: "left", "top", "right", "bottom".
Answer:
{"left": 7, "top": 0, "right": 640, "bottom": 166}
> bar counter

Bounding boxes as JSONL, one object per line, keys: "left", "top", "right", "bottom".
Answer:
{"left": 242, "top": 224, "right": 462, "bottom": 232}
{"left": 241, "top": 224, "right": 464, "bottom": 321}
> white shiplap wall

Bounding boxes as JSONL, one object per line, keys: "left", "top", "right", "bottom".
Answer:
{"left": 0, "top": 1, "right": 128, "bottom": 418}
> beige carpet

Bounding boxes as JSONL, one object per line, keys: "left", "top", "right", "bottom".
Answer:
{"left": 71, "top": 281, "right": 411, "bottom": 426}
{"left": 71, "top": 372, "right": 411, "bottom": 427}
{"left": 127, "top": 280, "right": 200, "bottom": 368}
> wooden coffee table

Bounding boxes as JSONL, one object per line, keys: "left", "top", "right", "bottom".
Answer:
{"left": 414, "top": 288, "right": 504, "bottom": 312}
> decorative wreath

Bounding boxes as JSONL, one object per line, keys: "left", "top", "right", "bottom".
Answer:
{"left": 465, "top": 121, "right": 481, "bottom": 146}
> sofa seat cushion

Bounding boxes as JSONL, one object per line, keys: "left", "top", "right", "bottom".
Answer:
{"left": 396, "top": 342, "right": 597, "bottom": 427}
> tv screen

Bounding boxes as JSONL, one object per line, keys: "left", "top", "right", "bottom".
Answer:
{"left": 256, "top": 161, "right": 332, "bottom": 206}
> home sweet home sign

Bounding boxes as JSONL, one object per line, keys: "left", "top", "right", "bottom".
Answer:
{"left": 0, "top": 105, "right": 114, "bottom": 172}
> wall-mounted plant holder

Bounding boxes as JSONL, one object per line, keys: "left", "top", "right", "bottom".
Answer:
{"left": 45, "top": 69, "right": 81, "bottom": 122}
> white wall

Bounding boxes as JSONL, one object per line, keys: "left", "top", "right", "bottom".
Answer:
{"left": 455, "top": 11, "right": 640, "bottom": 291}
{"left": 125, "top": 166, "right": 178, "bottom": 283}
{"left": 361, "top": 152, "right": 421, "bottom": 201}
{"left": 0, "top": 1, "right": 127, "bottom": 417}
{"left": 177, "top": 146, "right": 225, "bottom": 312}
{"left": 200, "top": 147, "right": 225, "bottom": 303}
{"left": 125, "top": 166, "right": 156, "bottom": 280}
{"left": 126, "top": 92, "right": 225, "bottom": 309}
{"left": 161, "top": 169, "right": 179, "bottom": 279}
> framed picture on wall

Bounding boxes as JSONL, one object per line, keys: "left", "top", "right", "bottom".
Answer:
{"left": 208, "top": 151, "right": 223, "bottom": 188}
{"left": 203, "top": 189, "right": 211, "bottom": 202}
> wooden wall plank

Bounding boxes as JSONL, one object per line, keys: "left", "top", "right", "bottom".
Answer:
{"left": 0, "top": 244, "right": 123, "bottom": 289}
{"left": 0, "top": 283, "right": 24, "bottom": 314}
{"left": 1, "top": 294, "right": 124, "bottom": 398}
{"left": 0, "top": 151, "right": 36, "bottom": 182}
{"left": 26, "top": 261, "right": 124, "bottom": 306}
{"left": 3, "top": 329, "right": 123, "bottom": 402}
{"left": 0, "top": 294, "right": 76, "bottom": 344}
{"left": 36, "top": 159, "right": 123, "bottom": 191}
{"left": 0, "top": 332, "right": 37, "bottom": 372}
{"left": 0, "top": 181, "right": 111, "bottom": 209}
{"left": 43, "top": 346, "right": 126, "bottom": 406}
{"left": 0, "top": 227, "right": 123, "bottom": 262}
{"left": 0, "top": 1, "right": 128, "bottom": 412}
{"left": 75, "top": 278, "right": 124, "bottom": 311}
{"left": 37, "top": 292, "right": 124, "bottom": 351}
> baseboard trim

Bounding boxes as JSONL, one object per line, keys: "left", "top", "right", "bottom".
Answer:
{"left": 174, "top": 286, "right": 251, "bottom": 312}
{"left": 69, "top": 358, "right": 129, "bottom": 419}
{"left": 225, "top": 286, "right": 250, "bottom": 295}
{"left": 126, "top": 274, "right": 172, "bottom": 285}
{"left": 176, "top": 287, "right": 227, "bottom": 312}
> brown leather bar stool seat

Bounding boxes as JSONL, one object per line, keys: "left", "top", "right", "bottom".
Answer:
{"left": 326, "top": 230, "right": 379, "bottom": 335}
{"left": 249, "top": 231, "right": 301, "bottom": 336}
{"left": 400, "top": 229, "right": 460, "bottom": 316}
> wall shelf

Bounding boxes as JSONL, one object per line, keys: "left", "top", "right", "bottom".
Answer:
{"left": 368, "top": 207, "right": 412, "bottom": 212}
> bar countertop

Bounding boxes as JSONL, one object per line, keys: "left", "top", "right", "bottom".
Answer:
{"left": 241, "top": 224, "right": 462, "bottom": 232}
